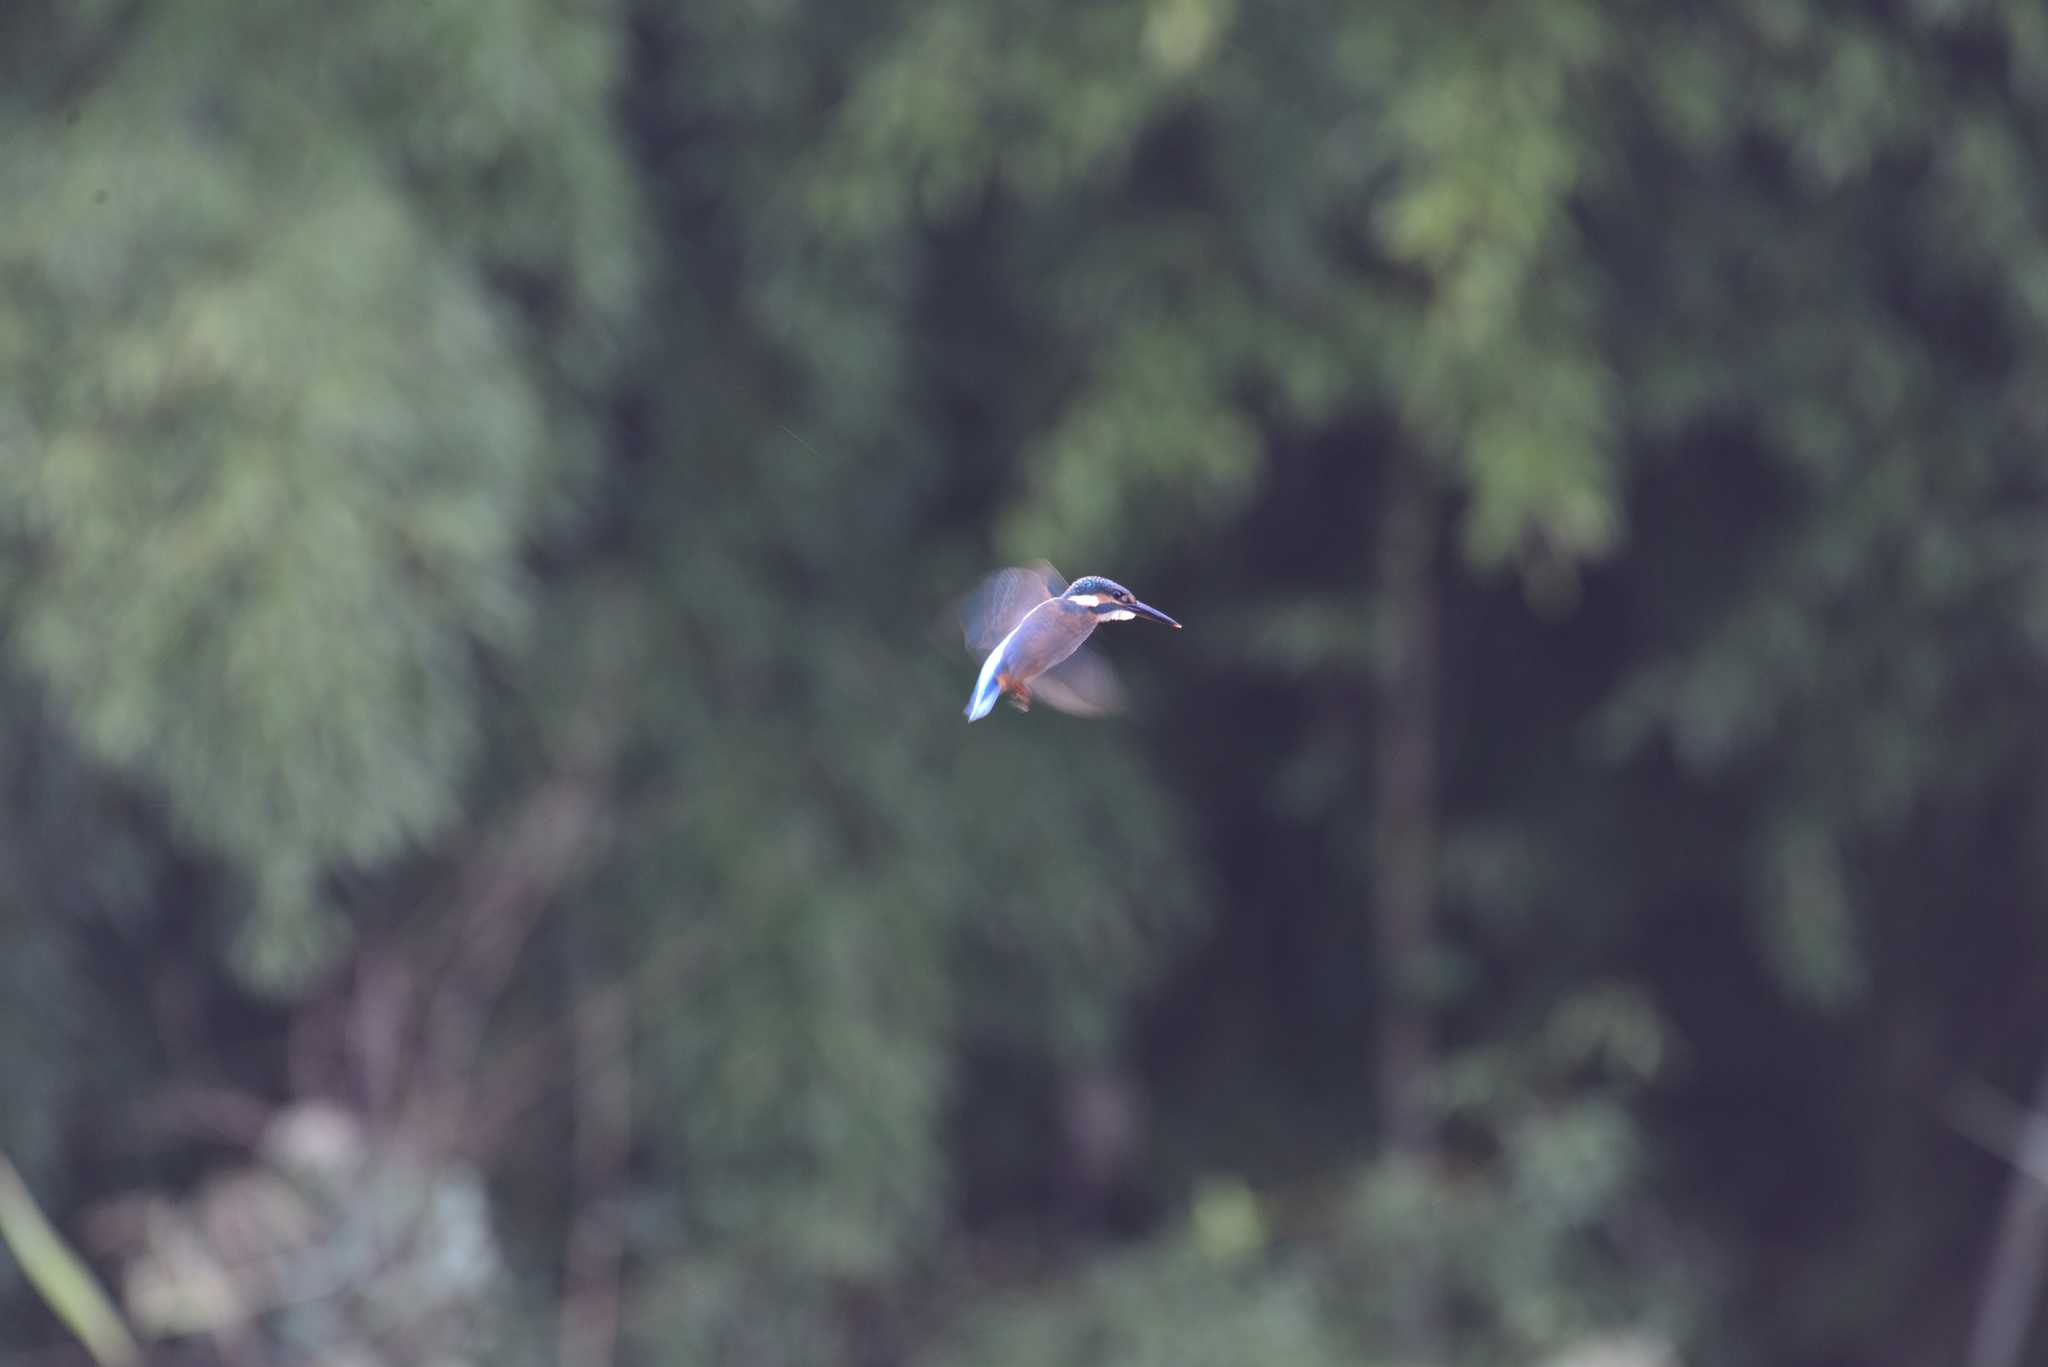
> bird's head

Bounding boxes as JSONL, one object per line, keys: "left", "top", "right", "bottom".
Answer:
{"left": 1061, "top": 576, "right": 1181, "bottom": 628}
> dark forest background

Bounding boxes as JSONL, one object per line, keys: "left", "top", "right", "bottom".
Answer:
{"left": 5, "top": 2, "right": 2048, "bottom": 1364}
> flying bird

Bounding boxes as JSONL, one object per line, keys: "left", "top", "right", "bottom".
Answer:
{"left": 960, "top": 562, "right": 1181, "bottom": 722}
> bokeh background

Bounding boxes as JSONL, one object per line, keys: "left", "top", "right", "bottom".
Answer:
{"left": 4, "top": 1, "right": 2048, "bottom": 1364}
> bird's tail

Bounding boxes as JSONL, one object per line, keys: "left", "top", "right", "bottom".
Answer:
{"left": 965, "top": 653, "right": 1004, "bottom": 722}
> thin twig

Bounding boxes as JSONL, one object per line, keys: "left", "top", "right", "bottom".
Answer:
{"left": 128, "top": 1084, "right": 275, "bottom": 1149}
{"left": 410, "top": 739, "right": 612, "bottom": 1148}
{"left": 557, "top": 975, "right": 631, "bottom": 1367}
{"left": 450, "top": 926, "right": 704, "bottom": 1160}
{"left": 1955, "top": 1048, "right": 2048, "bottom": 1367}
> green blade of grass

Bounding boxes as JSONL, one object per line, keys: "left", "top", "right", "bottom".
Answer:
{"left": 0, "top": 1153, "right": 140, "bottom": 1367}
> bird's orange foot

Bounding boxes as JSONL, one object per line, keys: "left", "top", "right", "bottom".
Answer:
{"left": 993, "top": 673, "right": 1031, "bottom": 712}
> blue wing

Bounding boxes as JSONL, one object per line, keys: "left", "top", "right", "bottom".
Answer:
{"left": 960, "top": 562, "right": 1066, "bottom": 655}
{"left": 1032, "top": 647, "right": 1126, "bottom": 717}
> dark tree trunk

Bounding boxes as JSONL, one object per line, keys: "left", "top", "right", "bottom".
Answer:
{"left": 1371, "top": 449, "right": 1441, "bottom": 1154}
{"left": 1371, "top": 448, "right": 1443, "bottom": 1355}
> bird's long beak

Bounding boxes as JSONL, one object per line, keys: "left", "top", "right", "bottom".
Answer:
{"left": 1131, "top": 600, "right": 1181, "bottom": 628}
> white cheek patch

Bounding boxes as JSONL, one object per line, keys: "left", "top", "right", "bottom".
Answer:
{"left": 1067, "top": 594, "right": 1102, "bottom": 607}
{"left": 1102, "top": 609, "right": 1136, "bottom": 621}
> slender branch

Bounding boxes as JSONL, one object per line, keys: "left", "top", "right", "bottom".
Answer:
{"left": 461, "top": 926, "right": 705, "bottom": 1155}
{"left": 1370, "top": 448, "right": 1444, "bottom": 1359}
{"left": 348, "top": 948, "right": 417, "bottom": 1121}
{"left": 1958, "top": 1050, "right": 2048, "bottom": 1367}
{"left": 409, "top": 735, "right": 613, "bottom": 1146}
{"left": 1371, "top": 449, "right": 1441, "bottom": 1155}
{"left": 557, "top": 979, "right": 630, "bottom": 1367}
{"left": 129, "top": 1084, "right": 275, "bottom": 1149}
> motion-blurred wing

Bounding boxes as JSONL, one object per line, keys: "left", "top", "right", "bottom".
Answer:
{"left": 1030, "top": 646, "right": 1126, "bottom": 718}
{"left": 960, "top": 561, "right": 1067, "bottom": 655}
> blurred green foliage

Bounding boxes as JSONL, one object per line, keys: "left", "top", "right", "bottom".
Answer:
{"left": 923, "top": 1234, "right": 1346, "bottom": 1367}
{"left": 3, "top": 1, "right": 2048, "bottom": 1365}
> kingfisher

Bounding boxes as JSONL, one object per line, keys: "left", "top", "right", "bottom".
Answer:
{"left": 961, "top": 562, "right": 1181, "bottom": 722}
